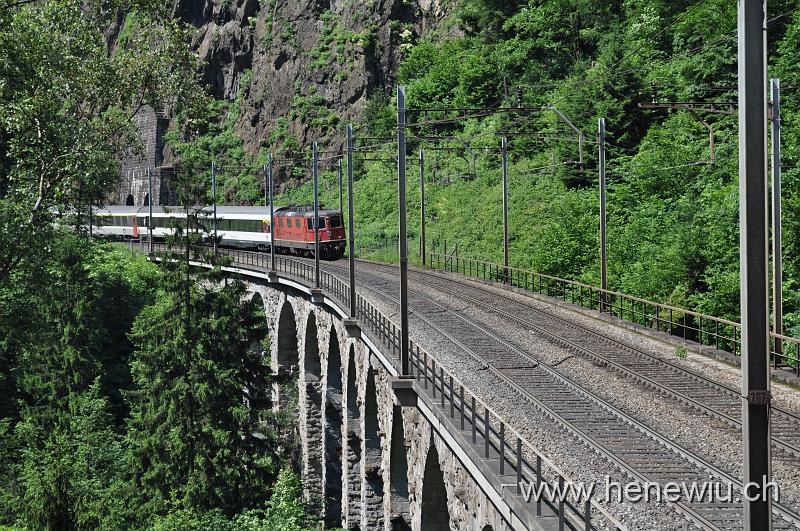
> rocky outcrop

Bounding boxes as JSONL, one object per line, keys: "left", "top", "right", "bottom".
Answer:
{"left": 174, "top": 0, "right": 454, "bottom": 154}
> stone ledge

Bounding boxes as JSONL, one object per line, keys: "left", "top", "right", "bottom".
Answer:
{"left": 343, "top": 318, "right": 361, "bottom": 338}
{"left": 390, "top": 377, "right": 417, "bottom": 407}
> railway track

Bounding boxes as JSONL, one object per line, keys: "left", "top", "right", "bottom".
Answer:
{"left": 424, "top": 271, "right": 800, "bottom": 455}
{"left": 292, "top": 257, "right": 800, "bottom": 530}
{"left": 345, "top": 259, "right": 800, "bottom": 459}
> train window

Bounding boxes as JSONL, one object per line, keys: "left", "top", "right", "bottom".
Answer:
{"left": 295, "top": 218, "right": 300, "bottom": 228}
{"left": 329, "top": 215, "right": 342, "bottom": 228}
{"left": 308, "top": 217, "right": 327, "bottom": 229}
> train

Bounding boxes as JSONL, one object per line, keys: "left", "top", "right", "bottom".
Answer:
{"left": 91, "top": 205, "right": 347, "bottom": 259}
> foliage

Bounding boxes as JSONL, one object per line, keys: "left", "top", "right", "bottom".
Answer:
{"left": 0, "top": 1, "right": 309, "bottom": 527}
{"left": 0, "top": 0, "right": 203, "bottom": 285}
{"left": 313, "top": 1, "right": 800, "bottom": 335}
{"left": 0, "top": 233, "right": 160, "bottom": 528}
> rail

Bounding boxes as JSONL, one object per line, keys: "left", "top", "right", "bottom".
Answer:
{"left": 148, "top": 243, "right": 626, "bottom": 531}
{"left": 429, "top": 251, "right": 800, "bottom": 376}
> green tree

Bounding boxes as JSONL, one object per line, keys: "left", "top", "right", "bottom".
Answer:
{"left": 125, "top": 171, "right": 282, "bottom": 519}
{"left": 0, "top": 0, "right": 202, "bottom": 284}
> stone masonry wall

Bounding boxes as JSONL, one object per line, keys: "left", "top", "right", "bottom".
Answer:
{"left": 246, "top": 280, "right": 514, "bottom": 530}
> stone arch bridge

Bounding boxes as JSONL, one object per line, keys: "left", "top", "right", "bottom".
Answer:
{"left": 166, "top": 250, "right": 624, "bottom": 531}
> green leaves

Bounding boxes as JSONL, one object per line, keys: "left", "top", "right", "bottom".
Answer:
{"left": 126, "top": 248, "right": 284, "bottom": 520}
{"left": 0, "top": 0, "right": 203, "bottom": 285}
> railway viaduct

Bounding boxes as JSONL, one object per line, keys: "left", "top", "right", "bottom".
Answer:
{"left": 248, "top": 270, "right": 543, "bottom": 531}
{"left": 159, "top": 244, "right": 800, "bottom": 531}
{"left": 165, "top": 249, "right": 624, "bottom": 531}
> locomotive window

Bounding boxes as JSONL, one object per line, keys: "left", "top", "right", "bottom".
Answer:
{"left": 295, "top": 218, "right": 301, "bottom": 228}
{"left": 308, "top": 217, "right": 327, "bottom": 229}
{"left": 329, "top": 215, "right": 342, "bottom": 228}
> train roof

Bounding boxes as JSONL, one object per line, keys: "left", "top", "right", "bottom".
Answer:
{"left": 95, "top": 205, "right": 341, "bottom": 218}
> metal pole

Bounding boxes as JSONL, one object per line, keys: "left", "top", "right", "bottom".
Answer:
{"left": 148, "top": 167, "right": 154, "bottom": 256}
{"left": 599, "top": 118, "right": 608, "bottom": 311}
{"left": 771, "top": 78, "right": 783, "bottom": 358}
{"left": 347, "top": 124, "right": 356, "bottom": 318}
{"left": 420, "top": 148, "right": 426, "bottom": 266}
{"left": 501, "top": 137, "right": 509, "bottom": 281}
{"left": 338, "top": 157, "right": 343, "bottom": 215}
{"left": 212, "top": 160, "right": 218, "bottom": 255}
{"left": 313, "top": 142, "right": 320, "bottom": 288}
{"left": 738, "top": 1, "right": 772, "bottom": 528}
{"left": 268, "top": 153, "right": 275, "bottom": 272}
{"left": 398, "top": 86, "right": 410, "bottom": 377}
{"left": 264, "top": 161, "right": 271, "bottom": 207}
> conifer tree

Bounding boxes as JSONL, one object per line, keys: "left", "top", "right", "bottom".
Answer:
{"left": 126, "top": 163, "right": 284, "bottom": 519}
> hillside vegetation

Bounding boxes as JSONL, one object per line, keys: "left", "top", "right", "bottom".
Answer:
{"left": 274, "top": 0, "right": 800, "bottom": 336}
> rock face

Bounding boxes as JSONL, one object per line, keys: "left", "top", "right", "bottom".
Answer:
{"left": 117, "top": 0, "right": 453, "bottom": 205}
{"left": 176, "top": 0, "right": 452, "bottom": 152}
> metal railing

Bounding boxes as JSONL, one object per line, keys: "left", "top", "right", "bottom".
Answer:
{"left": 428, "top": 251, "right": 800, "bottom": 376}
{"left": 148, "top": 243, "right": 626, "bottom": 531}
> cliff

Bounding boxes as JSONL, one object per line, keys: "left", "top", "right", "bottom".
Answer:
{"left": 177, "top": 0, "right": 454, "bottom": 154}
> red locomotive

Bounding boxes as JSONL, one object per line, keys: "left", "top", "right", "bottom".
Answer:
{"left": 272, "top": 205, "right": 346, "bottom": 259}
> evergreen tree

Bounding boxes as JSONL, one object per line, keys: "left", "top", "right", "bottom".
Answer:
{"left": 125, "top": 166, "right": 283, "bottom": 520}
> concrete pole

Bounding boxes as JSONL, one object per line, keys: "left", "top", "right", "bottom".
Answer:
{"left": 738, "top": 1, "right": 772, "bottom": 528}
{"left": 599, "top": 118, "right": 608, "bottom": 311}
{"left": 212, "top": 160, "right": 218, "bottom": 255}
{"left": 313, "top": 142, "right": 320, "bottom": 289}
{"left": 771, "top": 78, "right": 783, "bottom": 358}
{"left": 268, "top": 153, "right": 275, "bottom": 272}
{"left": 398, "top": 86, "right": 410, "bottom": 377}
{"left": 420, "top": 148, "right": 426, "bottom": 266}
{"left": 148, "top": 167, "right": 154, "bottom": 256}
{"left": 347, "top": 124, "right": 356, "bottom": 318}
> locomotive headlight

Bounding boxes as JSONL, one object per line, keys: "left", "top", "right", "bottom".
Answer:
{"left": 326, "top": 230, "right": 332, "bottom": 237}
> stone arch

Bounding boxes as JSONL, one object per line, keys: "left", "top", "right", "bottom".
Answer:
{"left": 345, "top": 345, "right": 362, "bottom": 530}
{"left": 389, "top": 405, "right": 411, "bottom": 530}
{"left": 362, "top": 365, "right": 384, "bottom": 529}
{"left": 324, "top": 325, "right": 344, "bottom": 527}
{"left": 274, "top": 301, "right": 299, "bottom": 412}
{"left": 248, "top": 293, "right": 266, "bottom": 356}
{"left": 421, "top": 443, "right": 451, "bottom": 530}
{"left": 246, "top": 292, "right": 270, "bottom": 410}
{"left": 125, "top": 194, "right": 134, "bottom": 206}
{"left": 302, "top": 311, "right": 323, "bottom": 508}
{"left": 481, "top": 525, "right": 494, "bottom": 531}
